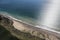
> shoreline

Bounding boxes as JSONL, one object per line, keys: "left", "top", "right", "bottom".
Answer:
{"left": 6, "top": 14, "right": 60, "bottom": 34}
{"left": 0, "top": 14, "right": 60, "bottom": 37}
{"left": 0, "top": 14, "right": 60, "bottom": 40}
{"left": 6, "top": 14, "right": 60, "bottom": 37}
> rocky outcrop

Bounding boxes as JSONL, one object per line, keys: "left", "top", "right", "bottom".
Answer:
{"left": 0, "top": 14, "right": 60, "bottom": 40}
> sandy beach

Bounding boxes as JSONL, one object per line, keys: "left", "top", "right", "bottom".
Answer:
{"left": 0, "top": 14, "right": 60, "bottom": 40}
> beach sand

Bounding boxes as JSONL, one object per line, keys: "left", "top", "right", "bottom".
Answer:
{"left": 12, "top": 20, "right": 60, "bottom": 40}
{"left": 0, "top": 14, "right": 60, "bottom": 40}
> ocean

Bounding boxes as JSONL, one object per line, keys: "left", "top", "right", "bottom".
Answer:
{"left": 0, "top": 0, "right": 43, "bottom": 19}
{"left": 0, "top": 0, "right": 44, "bottom": 25}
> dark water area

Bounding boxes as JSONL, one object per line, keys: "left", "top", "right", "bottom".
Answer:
{"left": 0, "top": 0, "right": 45, "bottom": 20}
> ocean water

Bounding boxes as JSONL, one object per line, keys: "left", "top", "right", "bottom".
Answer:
{"left": 0, "top": 0, "right": 46, "bottom": 25}
{"left": 0, "top": 0, "right": 45, "bottom": 19}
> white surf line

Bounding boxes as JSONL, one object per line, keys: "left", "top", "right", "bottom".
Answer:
{"left": 7, "top": 15, "right": 36, "bottom": 27}
{"left": 0, "top": 13, "right": 34, "bottom": 26}
{"left": 1, "top": 13, "right": 60, "bottom": 35}
{"left": 8, "top": 14, "right": 60, "bottom": 35}
{"left": 35, "top": 25, "right": 60, "bottom": 34}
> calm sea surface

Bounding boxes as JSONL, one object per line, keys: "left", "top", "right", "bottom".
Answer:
{"left": 0, "top": 0, "right": 44, "bottom": 19}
